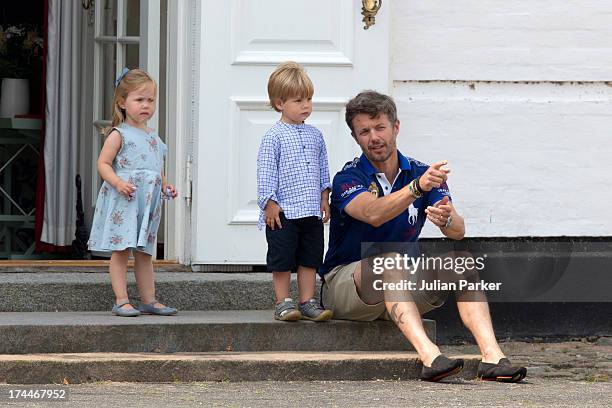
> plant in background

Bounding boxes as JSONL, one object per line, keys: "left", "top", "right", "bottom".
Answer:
{"left": 0, "top": 24, "right": 44, "bottom": 79}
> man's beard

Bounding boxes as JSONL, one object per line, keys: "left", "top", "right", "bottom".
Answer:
{"left": 368, "top": 143, "right": 394, "bottom": 163}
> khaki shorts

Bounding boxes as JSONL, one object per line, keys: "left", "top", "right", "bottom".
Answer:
{"left": 321, "top": 260, "right": 446, "bottom": 321}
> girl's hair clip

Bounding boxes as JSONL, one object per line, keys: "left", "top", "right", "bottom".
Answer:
{"left": 114, "top": 67, "right": 130, "bottom": 87}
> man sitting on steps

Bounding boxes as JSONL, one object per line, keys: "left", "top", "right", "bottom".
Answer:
{"left": 319, "top": 90, "right": 527, "bottom": 382}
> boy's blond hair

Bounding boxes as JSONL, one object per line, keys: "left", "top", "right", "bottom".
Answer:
{"left": 267, "top": 61, "right": 314, "bottom": 112}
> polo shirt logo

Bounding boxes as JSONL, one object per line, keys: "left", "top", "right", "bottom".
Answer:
{"left": 408, "top": 203, "right": 418, "bottom": 225}
{"left": 368, "top": 181, "right": 380, "bottom": 197}
{"left": 340, "top": 182, "right": 364, "bottom": 199}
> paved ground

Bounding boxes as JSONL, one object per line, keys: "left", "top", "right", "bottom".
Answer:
{"left": 1, "top": 340, "right": 609, "bottom": 407}
{"left": 443, "top": 337, "right": 611, "bottom": 382}
{"left": 1, "top": 378, "right": 609, "bottom": 408}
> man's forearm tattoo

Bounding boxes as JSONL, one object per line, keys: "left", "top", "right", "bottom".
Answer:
{"left": 390, "top": 303, "right": 405, "bottom": 325}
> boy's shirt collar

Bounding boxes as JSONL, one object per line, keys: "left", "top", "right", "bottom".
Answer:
{"left": 278, "top": 120, "right": 305, "bottom": 128}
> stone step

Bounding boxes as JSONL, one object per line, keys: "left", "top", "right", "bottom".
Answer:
{"left": 3, "top": 247, "right": 611, "bottom": 312}
{"left": 0, "top": 311, "right": 435, "bottom": 354}
{"left": 0, "top": 261, "right": 192, "bottom": 273}
{"left": 0, "top": 273, "right": 288, "bottom": 312}
{"left": 0, "top": 352, "right": 480, "bottom": 384}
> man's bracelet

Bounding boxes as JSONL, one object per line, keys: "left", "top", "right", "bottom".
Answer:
{"left": 414, "top": 176, "right": 424, "bottom": 195}
{"left": 408, "top": 179, "right": 422, "bottom": 198}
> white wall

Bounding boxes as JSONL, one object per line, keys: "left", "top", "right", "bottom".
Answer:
{"left": 391, "top": 0, "right": 612, "bottom": 237}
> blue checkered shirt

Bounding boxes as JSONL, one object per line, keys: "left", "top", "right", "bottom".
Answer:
{"left": 257, "top": 121, "right": 331, "bottom": 229}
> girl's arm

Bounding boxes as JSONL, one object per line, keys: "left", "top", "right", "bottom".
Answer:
{"left": 98, "top": 130, "right": 135, "bottom": 199}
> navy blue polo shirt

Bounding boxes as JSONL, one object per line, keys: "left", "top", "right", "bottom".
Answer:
{"left": 319, "top": 151, "right": 451, "bottom": 277}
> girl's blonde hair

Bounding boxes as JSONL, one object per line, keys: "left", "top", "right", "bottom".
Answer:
{"left": 110, "top": 69, "right": 157, "bottom": 128}
{"left": 267, "top": 61, "right": 314, "bottom": 112}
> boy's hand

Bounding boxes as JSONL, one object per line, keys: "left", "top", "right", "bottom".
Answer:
{"left": 321, "top": 200, "right": 331, "bottom": 223}
{"left": 265, "top": 200, "right": 282, "bottom": 230}
{"left": 163, "top": 184, "right": 178, "bottom": 199}
{"left": 115, "top": 179, "right": 137, "bottom": 200}
{"left": 320, "top": 188, "right": 331, "bottom": 223}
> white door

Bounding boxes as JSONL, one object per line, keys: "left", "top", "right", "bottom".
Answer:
{"left": 193, "top": 0, "right": 390, "bottom": 265}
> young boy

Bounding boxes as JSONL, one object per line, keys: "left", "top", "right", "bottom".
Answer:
{"left": 257, "top": 61, "right": 333, "bottom": 322}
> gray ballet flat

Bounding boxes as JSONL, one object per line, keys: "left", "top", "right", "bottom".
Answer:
{"left": 138, "top": 300, "right": 178, "bottom": 316}
{"left": 112, "top": 301, "right": 141, "bottom": 317}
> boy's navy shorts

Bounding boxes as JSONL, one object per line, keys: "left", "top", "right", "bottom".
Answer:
{"left": 265, "top": 212, "right": 324, "bottom": 272}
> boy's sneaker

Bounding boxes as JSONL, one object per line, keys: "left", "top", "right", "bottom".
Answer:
{"left": 274, "top": 298, "right": 302, "bottom": 321}
{"left": 299, "top": 298, "right": 333, "bottom": 322}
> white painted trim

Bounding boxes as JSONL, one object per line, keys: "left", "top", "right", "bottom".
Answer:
{"left": 231, "top": 97, "right": 348, "bottom": 111}
{"left": 232, "top": 52, "right": 353, "bottom": 67}
{"left": 163, "top": 0, "right": 198, "bottom": 264}
{"left": 188, "top": 0, "right": 202, "bottom": 266}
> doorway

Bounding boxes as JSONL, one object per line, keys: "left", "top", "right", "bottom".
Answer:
{"left": 0, "top": 0, "right": 45, "bottom": 259}
{"left": 0, "top": 0, "right": 179, "bottom": 263}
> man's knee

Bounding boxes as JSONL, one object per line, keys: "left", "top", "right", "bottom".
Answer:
{"left": 362, "top": 252, "right": 406, "bottom": 299}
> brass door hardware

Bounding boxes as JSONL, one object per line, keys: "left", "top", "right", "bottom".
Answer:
{"left": 362, "top": 0, "right": 382, "bottom": 30}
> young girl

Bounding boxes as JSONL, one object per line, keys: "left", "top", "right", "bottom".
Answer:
{"left": 88, "top": 68, "right": 178, "bottom": 317}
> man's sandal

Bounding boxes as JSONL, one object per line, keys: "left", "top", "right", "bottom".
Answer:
{"left": 420, "top": 355, "right": 465, "bottom": 382}
{"left": 477, "top": 358, "right": 527, "bottom": 382}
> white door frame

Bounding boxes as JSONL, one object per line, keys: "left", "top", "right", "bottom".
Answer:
{"left": 163, "top": 0, "right": 199, "bottom": 264}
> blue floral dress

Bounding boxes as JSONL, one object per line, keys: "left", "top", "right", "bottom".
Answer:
{"left": 88, "top": 123, "right": 167, "bottom": 256}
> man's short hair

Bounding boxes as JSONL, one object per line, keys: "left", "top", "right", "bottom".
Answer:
{"left": 345, "top": 90, "right": 398, "bottom": 134}
{"left": 267, "top": 61, "right": 314, "bottom": 112}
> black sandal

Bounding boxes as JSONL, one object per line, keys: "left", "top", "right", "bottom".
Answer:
{"left": 477, "top": 358, "right": 527, "bottom": 382}
{"left": 420, "top": 355, "right": 465, "bottom": 382}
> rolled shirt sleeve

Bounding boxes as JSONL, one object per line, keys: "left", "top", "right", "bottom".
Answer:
{"left": 426, "top": 181, "right": 452, "bottom": 206}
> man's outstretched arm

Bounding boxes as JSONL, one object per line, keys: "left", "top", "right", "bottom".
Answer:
{"left": 344, "top": 186, "right": 416, "bottom": 227}
{"left": 345, "top": 160, "right": 450, "bottom": 228}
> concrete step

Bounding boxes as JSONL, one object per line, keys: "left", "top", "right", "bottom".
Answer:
{"left": 0, "top": 261, "right": 192, "bottom": 273}
{"left": 0, "top": 311, "right": 435, "bottom": 354}
{"left": 0, "top": 273, "right": 288, "bottom": 312}
{"left": 0, "top": 352, "right": 480, "bottom": 384}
